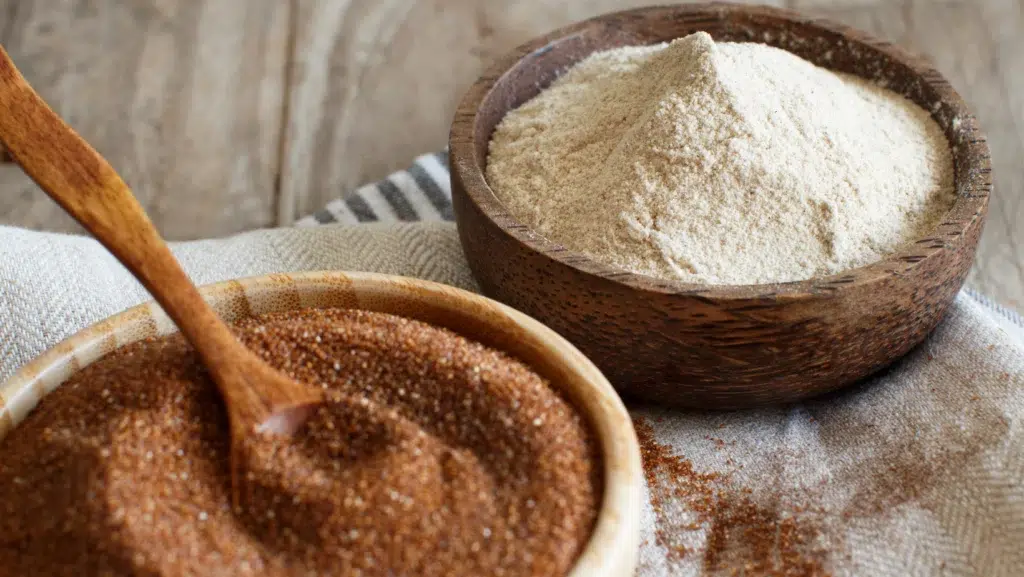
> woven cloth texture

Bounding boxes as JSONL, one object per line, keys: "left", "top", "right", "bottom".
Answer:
{"left": 1, "top": 151, "right": 1022, "bottom": 576}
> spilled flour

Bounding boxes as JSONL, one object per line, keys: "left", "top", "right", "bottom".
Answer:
{"left": 486, "top": 32, "right": 955, "bottom": 285}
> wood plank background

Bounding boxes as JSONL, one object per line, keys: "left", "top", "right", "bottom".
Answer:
{"left": 1, "top": 0, "right": 1021, "bottom": 311}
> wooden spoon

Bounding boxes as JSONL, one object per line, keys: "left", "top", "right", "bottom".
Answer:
{"left": 0, "top": 47, "right": 323, "bottom": 469}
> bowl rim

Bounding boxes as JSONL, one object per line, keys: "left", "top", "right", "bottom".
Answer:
{"left": 0, "top": 270, "right": 642, "bottom": 577}
{"left": 449, "top": 1, "right": 991, "bottom": 299}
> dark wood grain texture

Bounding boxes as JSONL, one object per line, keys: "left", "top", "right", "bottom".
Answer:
{"left": 0, "top": 47, "right": 323, "bottom": 477}
{"left": 450, "top": 3, "right": 990, "bottom": 409}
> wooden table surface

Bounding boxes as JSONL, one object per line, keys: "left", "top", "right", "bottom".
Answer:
{"left": 1, "top": 0, "right": 1021, "bottom": 312}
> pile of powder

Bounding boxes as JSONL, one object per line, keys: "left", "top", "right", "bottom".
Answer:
{"left": 486, "top": 32, "right": 956, "bottom": 285}
{"left": 0, "top": 308, "right": 600, "bottom": 577}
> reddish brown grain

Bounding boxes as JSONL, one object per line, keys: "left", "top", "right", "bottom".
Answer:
{"left": 0, "top": 309, "right": 600, "bottom": 577}
{"left": 635, "top": 417, "right": 830, "bottom": 577}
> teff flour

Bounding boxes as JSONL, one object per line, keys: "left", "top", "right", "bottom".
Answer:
{"left": 486, "top": 32, "right": 955, "bottom": 285}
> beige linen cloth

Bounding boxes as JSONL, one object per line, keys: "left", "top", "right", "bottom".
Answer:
{"left": 0, "top": 220, "right": 1021, "bottom": 576}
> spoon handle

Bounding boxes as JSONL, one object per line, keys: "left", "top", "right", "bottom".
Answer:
{"left": 0, "top": 46, "right": 235, "bottom": 363}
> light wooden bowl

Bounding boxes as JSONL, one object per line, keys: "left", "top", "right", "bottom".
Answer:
{"left": 450, "top": 2, "right": 990, "bottom": 409}
{"left": 0, "top": 271, "right": 642, "bottom": 576}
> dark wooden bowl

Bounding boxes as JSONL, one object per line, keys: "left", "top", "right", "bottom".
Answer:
{"left": 449, "top": 2, "right": 991, "bottom": 409}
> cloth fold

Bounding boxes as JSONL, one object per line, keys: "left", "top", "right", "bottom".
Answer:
{"left": 1, "top": 152, "right": 1021, "bottom": 576}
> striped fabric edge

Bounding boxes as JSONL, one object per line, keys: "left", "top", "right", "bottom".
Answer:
{"left": 295, "top": 150, "right": 451, "bottom": 227}
{"left": 295, "top": 150, "right": 1023, "bottom": 328}
{"left": 965, "top": 287, "right": 1024, "bottom": 328}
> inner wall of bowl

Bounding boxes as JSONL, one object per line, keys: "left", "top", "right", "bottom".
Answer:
{"left": 474, "top": 6, "right": 970, "bottom": 204}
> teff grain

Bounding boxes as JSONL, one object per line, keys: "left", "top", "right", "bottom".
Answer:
{"left": 0, "top": 309, "right": 600, "bottom": 576}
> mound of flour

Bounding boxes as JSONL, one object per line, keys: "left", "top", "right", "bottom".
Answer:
{"left": 486, "top": 32, "right": 955, "bottom": 285}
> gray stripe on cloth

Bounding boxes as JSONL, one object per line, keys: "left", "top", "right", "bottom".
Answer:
{"left": 409, "top": 156, "right": 453, "bottom": 221}
{"left": 390, "top": 169, "right": 445, "bottom": 221}
{"left": 377, "top": 178, "right": 420, "bottom": 221}
{"left": 312, "top": 208, "right": 336, "bottom": 224}
{"left": 345, "top": 193, "right": 378, "bottom": 222}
